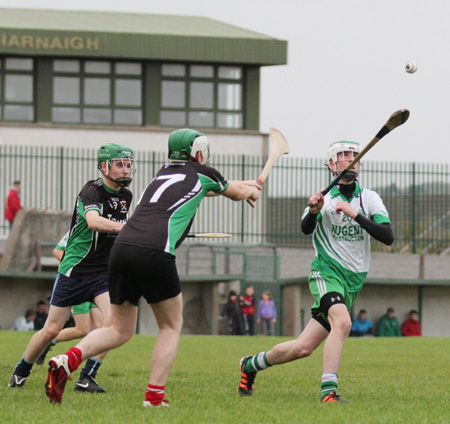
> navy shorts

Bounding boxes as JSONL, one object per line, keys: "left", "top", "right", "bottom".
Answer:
{"left": 109, "top": 243, "right": 181, "bottom": 305}
{"left": 49, "top": 273, "right": 109, "bottom": 307}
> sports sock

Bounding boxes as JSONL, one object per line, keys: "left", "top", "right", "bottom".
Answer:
{"left": 80, "top": 358, "right": 102, "bottom": 380}
{"left": 245, "top": 352, "right": 271, "bottom": 373}
{"left": 145, "top": 384, "right": 165, "bottom": 406}
{"left": 14, "top": 354, "right": 34, "bottom": 377}
{"left": 66, "top": 347, "right": 83, "bottom": 372}
{"left": 321, "top": 372, "right": 338, "bottom": 398}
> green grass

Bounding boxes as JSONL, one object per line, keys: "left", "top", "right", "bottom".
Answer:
{"left": 1, "top": 332, "right": 450, "bottom": 424}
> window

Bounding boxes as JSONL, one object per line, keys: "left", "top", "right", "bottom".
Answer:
{"left": 52, "top": 60, "right": 142, "bottom": 125}
{"left": 0, "top": 57, "right": 34, "bottom": 122}
{"left": 161, "top": 64, "right": 243, "bottom": 129}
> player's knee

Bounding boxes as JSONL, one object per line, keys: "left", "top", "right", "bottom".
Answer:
{"left": 292, "top": 343, "right": 315, "bottom": 359}
{"left": 113, "top": 324, "right": 135, "bottom": 343}
{"left": 331, "top": 317, "right": 352, "bottom": 336}
{"left": 77, "top": 328, "right": 90, "bottom": 338}
{"left": 41, "top": 324, "right": 61, "bottom": 341}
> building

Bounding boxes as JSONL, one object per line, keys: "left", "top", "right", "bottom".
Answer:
{"left": 0, "top": 7, "right": 289, "bottom": 334}
{"left": 0, "top": 8, "right": 287, "bottom": 154}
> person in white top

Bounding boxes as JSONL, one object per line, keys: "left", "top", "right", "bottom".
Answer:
{"left": 12, "top": 309, "right": 36, "bottom": 331}
{"left": 238, "top": 140, "right": 394, "bottom": 403}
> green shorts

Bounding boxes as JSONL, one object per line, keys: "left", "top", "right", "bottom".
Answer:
{"left": 72, "top": 301, "right": 97, "bottom": 315}
{"left": 309, "top": 270, "right": 358, "bottom": 323}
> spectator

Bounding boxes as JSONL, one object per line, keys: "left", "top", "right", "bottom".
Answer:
{"left": 34, "top": 300, "right": 48, "bottom": 331}
{"left": 221, "top": 290, "right": 243, "bottom": 335}
{"left": 401, "top": 309, "right": 422, "bottom": 336}
{"left": 5, "top": 180, "right": 21, "bottom": 233}
{"left": 377, "top": 307, "right": 401, "bottom": 337}
{"left": 350, "top": 309, "right": 373, "bottom": 337}
{"left": 11, "top": 309, "right": 36, "bottom": 331}
{"left": 257, "top": 290, "right": 277, "bottom": 336}
{"left": 241, "top": 285, "right": 256, "bottom": 336}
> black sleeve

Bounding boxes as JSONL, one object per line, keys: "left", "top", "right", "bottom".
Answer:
{"left": 354, "top": 214, "right": 395, "bottom": 245}
{"left": 221, "top": 302, "right": 230, "bottom": 318}
{"left": 301, "top": 211, "right": 318, "bottom": 235}
{"left": 79, "top": 181, "right": 102, "bottom": 214}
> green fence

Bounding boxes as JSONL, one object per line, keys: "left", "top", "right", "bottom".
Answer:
{"left": 1, "top": 145, "right": 448, "bottom": 253}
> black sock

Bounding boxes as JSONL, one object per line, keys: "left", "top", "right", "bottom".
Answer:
{"left": 14, "top": 355, "right": 34, "bottom": 377}
{"left": 80, "top": 358, "right": 102, "bottom": 380}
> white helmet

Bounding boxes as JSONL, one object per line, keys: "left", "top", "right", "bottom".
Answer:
{"left": 190, "top": 135, "right": 210, "bottom": 164}
{"left": 327, "top": 141, "right": 361, "bottom": 163}
{"left": 327, "top": 140, "right": 361, "bottom": 182}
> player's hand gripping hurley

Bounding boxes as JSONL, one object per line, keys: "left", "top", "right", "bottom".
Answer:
{"left": 247, "top": 127, "right": 290, "bottom": 207}
{"left": 322, "top": 109, "right": 410, "bottom": 196}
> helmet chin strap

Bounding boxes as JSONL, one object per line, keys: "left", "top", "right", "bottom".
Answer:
{"left": 99, "top": 167, "right": 132, "bottom": 188}
{"left": 335, "top": 170, "right": 359, "bottom": 183}
{"left": 327, "top": 162, "right": 359, "bottom": 183}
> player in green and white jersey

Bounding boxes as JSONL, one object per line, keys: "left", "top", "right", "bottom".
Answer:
{"left": 238, "top": 140, "right": 394, "bottom": 403}
{"left": 46, "top": 128, "right": 261, "bottom": 405}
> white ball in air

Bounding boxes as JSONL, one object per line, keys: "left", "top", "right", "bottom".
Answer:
{"left": 405, "top": 61, "right": 417, "bottom": 73}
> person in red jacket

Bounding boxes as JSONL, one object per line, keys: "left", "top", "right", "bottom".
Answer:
{"left": 5, "top": 180, "right": 21, "bottom": 233}
{"left": 401, "top": 309, "right": 422, "bottom": 336}
{"left": 241, "top": 285, "right": 256, "bottom": 336}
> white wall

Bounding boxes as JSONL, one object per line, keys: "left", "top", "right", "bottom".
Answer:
{"left": 0, "top": 126, "right": 268, "bottom": 156}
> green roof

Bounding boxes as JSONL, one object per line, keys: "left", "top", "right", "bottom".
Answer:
{"left": 0, "top": 8, "right": 287, "bottom": 65}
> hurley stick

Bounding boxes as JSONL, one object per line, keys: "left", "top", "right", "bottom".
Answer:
{"left": 247, "top": 127, "right": 290, "bottom": 207}
{"left": 322, "top": 109, "right": 410, "bottom": 196}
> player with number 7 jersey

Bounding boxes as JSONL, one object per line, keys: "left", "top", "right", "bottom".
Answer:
{"left": 47, "top": 128, "right": 261, "bottom": 406}
{"left": 118, "top": 160, "right": 227, "bottom": 254}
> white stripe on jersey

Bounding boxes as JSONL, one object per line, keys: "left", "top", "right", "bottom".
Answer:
{"left": 167, "top": 179, "right": 202, "bottom": 211}
{"left": 310, "top": 187, "right": 389, "bottom": 275}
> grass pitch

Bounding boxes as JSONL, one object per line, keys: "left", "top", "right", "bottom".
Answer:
{"left": 1, "top": 331, "right": 449, "bottom": 424}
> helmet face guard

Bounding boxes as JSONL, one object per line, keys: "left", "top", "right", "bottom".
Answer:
{"left": 168, "top": 129, "right": 210, "bottom": 164}
{"left": 327, "top": 141, "right": 361, "bottom": 182}
{"left": 190, "top": 136, "right": 210, "bottom": 164}
{"left": 97, "top": 143, "right": 136, "bottom": 187}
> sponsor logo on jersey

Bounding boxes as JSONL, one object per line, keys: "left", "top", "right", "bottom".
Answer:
{"left": 119, "top": 201, "right": 128, "bottom": 213}
{"left": 332, "top": 224, "right": 364, "bottom": 242}
{"left": 84, "top": 203, "right": 99, "bottom": 211}
{"left": 106, "top": 215, "right": 127, "bottom": 223}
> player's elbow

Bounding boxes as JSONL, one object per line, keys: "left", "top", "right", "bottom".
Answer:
{"left": 385, "top": 235, "right": 395, "bottom": 246}
{"left": 383, "top": 230, "right": 395, "bottom": 246}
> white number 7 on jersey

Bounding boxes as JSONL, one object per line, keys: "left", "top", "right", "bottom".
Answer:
{"left": 149, "top": 174, "right": 186, "bottom": 203}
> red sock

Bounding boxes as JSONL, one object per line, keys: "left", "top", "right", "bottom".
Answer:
{"left": 145, "top": 384, "right": 165, "bottom": 405}
{"left": 66, "top": 347, "right": 83, "bottom": 372}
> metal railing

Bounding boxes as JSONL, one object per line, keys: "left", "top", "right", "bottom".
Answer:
{"left": 1, "top": 145, "right": 448, "bottom": 253}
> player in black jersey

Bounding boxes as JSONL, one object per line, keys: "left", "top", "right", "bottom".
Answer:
{"left": 9, "top": 143, "right": 134, "bottom": 397}
{"left": 46, "top": 128, "right": 261, "bottom": 405}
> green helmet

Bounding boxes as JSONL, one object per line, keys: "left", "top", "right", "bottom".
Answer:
{"left": 97, "top": 143, "right": 136, "bottom": 187}
{"left": 98, "top": 143, "right": 134, "bottom": 167}
{"left": 168, "top": 129, "right": 210, "bottom": 163}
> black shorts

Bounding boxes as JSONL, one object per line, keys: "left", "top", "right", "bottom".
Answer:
{"left": 109, "top": 243, "right": 181, "bottom": 305}
{"left": 49, "top": 273, "right": 109, "bottom": 307}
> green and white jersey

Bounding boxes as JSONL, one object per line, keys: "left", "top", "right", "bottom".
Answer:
{"left": 55, "top": 231, "right": 69, "bottom": 251}
{"left": 117, "top": 161, "right": 228, "bottom": 255}
{"left": 303, "top": 183, "right": 390, "bottom": 292}
{"left": 59, "top": 179, "right": 132, "bottom": 279}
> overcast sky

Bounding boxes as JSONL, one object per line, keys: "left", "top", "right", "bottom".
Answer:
{"left": 1, "top": 0, "right": 449, "bottom": 164}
